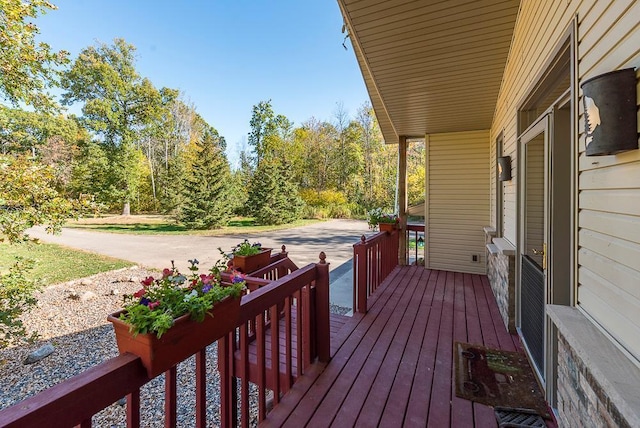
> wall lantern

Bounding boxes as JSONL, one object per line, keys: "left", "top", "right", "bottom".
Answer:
{"left": 581, "top": 68, "right": 638, "bottom": 156}
{"left": 497, "top": 156, "right": 512, "bottom": 181}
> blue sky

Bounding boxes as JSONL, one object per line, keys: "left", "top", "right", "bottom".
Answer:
{"left": 36, "top": 0, "right": 369, "bottom": 167}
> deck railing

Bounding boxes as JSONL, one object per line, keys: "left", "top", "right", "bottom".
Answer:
{"left": 218, "top": 254, "right": 329, "bottom": 427}
{"left": 353, "top": 229, "right": 399, "bottom": 314}
{"left": 406, "top": 223, "right": 425, "bottom": 265}
{"left": 245, "top": 246, "right": 299, "bottom": 286}
{"left": 0, "top": 253, "right": 330, "bottom": 428}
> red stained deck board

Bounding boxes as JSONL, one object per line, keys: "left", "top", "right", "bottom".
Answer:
{"left": 452, "top": 272, "right": 474, "bottom": 428}
{"left": 335, "top": 267, "right": 425, "bottom": 427}
{"left": 299, "top": 267, "right": 419, "bottom": 426}
{"left": 426, "top": 270, "right": 457, "bottom": 427}
{"left": 461, "top": 272, "right": 498, "bottom": 428}
{"left": 403, "top": 269, "right": 448, "bottom": 425}
{"left": 260, "top": 267, "right": 544, "bottom": 428}
{"left": 376, "top": 268, "right": 438, "bottom": 427}
{"left": 269, "top": 268, "right": 407, "bottom": 427}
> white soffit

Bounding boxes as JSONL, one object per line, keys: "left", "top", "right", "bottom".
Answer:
{"left": 338, "top": 0, "right": 521, "bottom": 143}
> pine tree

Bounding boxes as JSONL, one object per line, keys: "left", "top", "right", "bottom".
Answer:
{"left": 158, "top": 152, "right": 187, "bottom": 215}
{"left": 179, "top": 129, "right": 232, "bottom": 229}
{"left": 247, "top": 159, "right": 303, "bottom": 225}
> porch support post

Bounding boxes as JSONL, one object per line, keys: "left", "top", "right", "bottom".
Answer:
{"left": 399, "top": 135, "right": 408, "bottom": 265}
{"left": 315, "top": 252, "right": 331, "bottom": 362}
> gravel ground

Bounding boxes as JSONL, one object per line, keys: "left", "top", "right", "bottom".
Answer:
{"left": 0, "top": 267, "right": 351, "bottom": 427}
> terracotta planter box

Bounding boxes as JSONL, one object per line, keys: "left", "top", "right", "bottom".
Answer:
{"left": 232, "top": 248, "right": 272, "bottom": 273}
{"left": 378, "top": 223, "right": 398, "bottom": 232}
{"left": 108, "top": 295, "right": 241, "bottom": 378}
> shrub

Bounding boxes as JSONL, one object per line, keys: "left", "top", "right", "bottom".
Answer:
{"left": 0, "top": 258, "right": 40, "bottom": 348}
{"left": 300, "top": 189, "right": 352, "bottom": 219}
{"left": 302, "top": 205, "right": 329, "bottom": 219}
{"left": 299, "top": 189, "right": 347, "bottom": 207}
{"left": 328, "top": 204, "right": 351, "bottom": 218}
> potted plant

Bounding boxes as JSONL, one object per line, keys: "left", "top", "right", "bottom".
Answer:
{"left": 367, "top": 208, "right": 399, "bottom": 232}
{"left": 227, "top": 239, "right": 272, "bottom": 273}
{"left": 108, "top": 259, "right": 245, "bottom": 378}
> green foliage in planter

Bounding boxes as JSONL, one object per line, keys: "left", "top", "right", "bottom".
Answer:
{"left": 119, "top": 260, "right": 245, "bottom": 337}
{"left": 366, "top": 207, "right": 398, "bottom": 229}
{"left": 231, "top": 239, "right": 262, "bottom": 256}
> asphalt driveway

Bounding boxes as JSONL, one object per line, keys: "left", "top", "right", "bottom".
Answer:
{"left": 27, "top": 219, "right": 371, "bottom": 274}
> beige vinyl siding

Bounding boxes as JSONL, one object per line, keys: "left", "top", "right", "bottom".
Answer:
{"left": 577, "top": 1, "right": 640, "bottom": 362}
{"left": 490, "top": 0, "right": 576, "bottom": 245}
{"left": 491, "top": 0, "right": 640, "bottom": 360}
{"left": 426, "top": 130, "right": 489, "bottom": 274}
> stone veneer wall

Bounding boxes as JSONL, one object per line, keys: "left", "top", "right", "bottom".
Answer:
{"left": 485, "top": 229, "right": 516, "bottom": 332}
{"left": 556, "top": 332, "right": 632, "bottom": 428}
{"left": 487, "top": 252, "right": 515, "bottom": 332}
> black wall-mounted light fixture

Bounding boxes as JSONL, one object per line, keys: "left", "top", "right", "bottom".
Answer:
{"left": 581, "top": 68, "right": 638, "bottom": 156}
{"left": 497, "top": 156, "right": 512, "bottom": 181}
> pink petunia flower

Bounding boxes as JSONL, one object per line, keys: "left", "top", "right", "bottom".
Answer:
{"left": 231, "top": 270, "right": 246, "bottom": 284}
{"left": 141, "top": 276, "right": 154, "bottom": 287}
{"left": 162, "top": 268, "right": 172, "bottom": 278}
{"left": 133, "top": 289, "right": 146, "bottom": 298}
{"left": 148, "top": 301, "right": 160, "bottom": 310}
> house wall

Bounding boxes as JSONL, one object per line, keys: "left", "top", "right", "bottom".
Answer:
{"left": 490, "top": 0, "right": 640, "bottom": 426}
{"left": 425, "top": 130, "right": 489, "bottom": 274}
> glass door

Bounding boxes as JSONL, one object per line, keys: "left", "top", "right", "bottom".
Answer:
{"left": 519, "top": 116, "right": 549, "bottom": 380}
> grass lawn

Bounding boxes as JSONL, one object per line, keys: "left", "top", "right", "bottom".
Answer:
{"left": 66, "top": 215, "right": 322, "bottom": 235}
{"left": 0, "top": 241, "right": 134, "bottom": 285}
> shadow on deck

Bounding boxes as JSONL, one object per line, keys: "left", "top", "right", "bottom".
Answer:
{"left": 262, "top": 266, "right": 545, "bottom": 427}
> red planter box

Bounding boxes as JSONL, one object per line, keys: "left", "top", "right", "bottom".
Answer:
{"left": 231, "top": 248, "right": 272, "bottom": 273}
{"left": 378, "top": 223, "right": 398, "bottom": 232}
{"left": 108, "top": 295, "right": 241, "bottom": 378}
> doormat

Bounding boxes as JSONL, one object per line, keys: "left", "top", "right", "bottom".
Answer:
{"left": 454, "top": 342, "right": 550, "bottom": 419}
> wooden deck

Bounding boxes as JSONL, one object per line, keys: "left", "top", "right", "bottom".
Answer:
{"left": 235, "top": 311, "right": 349, "bottom": 383}
{"left": 262, "top": 266, "right": 535, "bottom": 427}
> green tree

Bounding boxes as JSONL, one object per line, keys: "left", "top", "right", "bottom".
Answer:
{"left": 407, "top": 142, "right": 425, "bottom": 207}
{"left": 0, "top": 106, "right": 89, "bottom": 189}
{"left": 244, "top": 100, "right": 305, "bottom": 224}
{"left": 297, "top": 118, "right": 338, "bottom": 190}
{"left": 0, "top": 106, "right": 84, "bottom": 154}
{"left": 60, "top": 38, "right": 165, "bottom": 214}
{"left": 0, "top": 258, "right": 40, "bottom": 347}
{"left": 247, "top": 159, "right": 303, "bottom": 225}
{"left": 0, "top": 0, "right": 68, "bottom": 112}
{"left": 248, "top": 100, "right": 276, "bottom": 166}
{"left": 231, "top": 145, "right": 253, "bottom": 215}
{"left": 156, "top": 151, "right": 187, "bottom": 215}
{"left": 178, "top": 128, "right": 232, "bottom": 229}
{"left": 353, "top": 101, "right": 392, "bottom": 209}
{"left": 247, "top": 100, "right": 293, "bottom": 166}
{"left": 0, "top": 154, "right": 90, "bottom": 348}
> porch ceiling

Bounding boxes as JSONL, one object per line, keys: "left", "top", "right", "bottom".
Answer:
{"left": 338, "top": 0, "right": 521, "bottom": 143}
